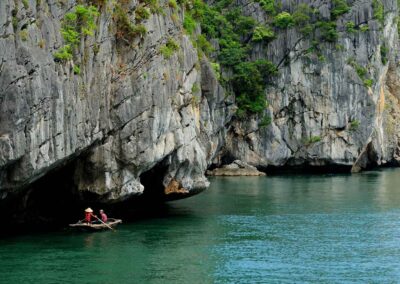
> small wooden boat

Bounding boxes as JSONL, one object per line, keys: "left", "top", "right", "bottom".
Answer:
{"left": 69, "top": 218, "right": 122, "bottom": 231}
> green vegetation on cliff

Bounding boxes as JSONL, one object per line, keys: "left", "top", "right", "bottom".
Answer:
{"left": 179, "top": 0, "right": 392, "bottom": 125}
{"left": 114, "top": 4, "right": 147, "bottom": 43}
{"left": 252, "top": 26, "right": 275, "bottom": 42}
{"left": 160, "top": 38, "right": 180, "bottom": 58}
{"left": 255, "top": 0, "right": 278, "bottom": 14}
{"left": 54, "top": 5, "right": 99, "bottom": 62}
{"left": 55, "top": 2, "right": 152, "bottom": 63}
{"left": 347, "top": 58, "right": 374, "bottom": 88}
{"left": 372, "top": 0, "right": 384, "bottom": 24}
{"left": 274, "top": 12, "right": 294, "bottom": 28}
{"left": 331, "top": 0, "right": 350, "bottom": 19}
{"left": 182, "top": 0, "right": 277, "bottom": 117}
{"left": 180, "top": 0, "right": 359, "bottom": 119}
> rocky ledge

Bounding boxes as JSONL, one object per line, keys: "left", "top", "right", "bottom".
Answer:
{"left": 207, "top": 160, "right": 266, "bottom": 176}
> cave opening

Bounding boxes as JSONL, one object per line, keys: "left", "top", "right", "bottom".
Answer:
{"left": 139, "top": 160, "right": 169, "bottom": 201}
{"left": 108, "top": 160, "right": 175, "bottom": 223}
{"left": 0, "top": 159, "right": 85, "bottom": 235}
{"left": 0, "top": 151, "right": 183, "bottom": 236}
{"left": 207, "top": 150, "right": 236, "bottom": 171}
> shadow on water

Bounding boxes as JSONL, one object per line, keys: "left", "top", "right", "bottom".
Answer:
{"left": 0, "top": 198, "right": 200, "bottom": 238}
{"left": 0, "top": 155, "right": 197, "bottom": 237}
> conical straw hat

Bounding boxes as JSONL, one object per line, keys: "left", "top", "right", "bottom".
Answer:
{"left": 85, "top": 207, "right": 93, "bottom": 213}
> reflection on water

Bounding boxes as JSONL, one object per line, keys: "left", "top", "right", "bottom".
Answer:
{"left": 1, "top": 169, "right": 400, "bottom": 283}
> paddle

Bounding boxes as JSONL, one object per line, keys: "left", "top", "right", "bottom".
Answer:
{"left": 93, "top": 214, "right": 115, "bottom": 231}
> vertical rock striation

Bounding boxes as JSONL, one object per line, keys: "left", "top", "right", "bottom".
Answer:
{"left": 221, "top": 0, "right": 400, "bottom": 172}
{"left": 0, "top": 0, "right": 233, "bottom": 205}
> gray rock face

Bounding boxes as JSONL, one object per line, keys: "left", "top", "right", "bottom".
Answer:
{"left": 0, "top": 0, "right": 233, "bottom": 203}
{"left": 222, "top": 0, "right": 400, "bottom": 172}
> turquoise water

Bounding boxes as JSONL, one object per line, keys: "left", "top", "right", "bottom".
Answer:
{"left": 1, "top": 169, "right": 400, "bottom": 283}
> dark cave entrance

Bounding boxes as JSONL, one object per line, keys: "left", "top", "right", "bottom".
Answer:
{"left": 139, "top": 161, "right": 169, "bottom": 201}
{"left": 24, "top": 162, "right": 83, "bottom": 223}
{"left": 102, "top": 160, "right": 174, "bottom": 224}
{"left": 0, "top": 156, "right": 175, "bottom": 236}
{"left": 0, "top": 159, "right": 85, "bottom": 235}
{"left": 0, "top": 154, "right": 183, "bottom": 236}
{"left": 207, "top": 149, "right": 236, "bottom": 171}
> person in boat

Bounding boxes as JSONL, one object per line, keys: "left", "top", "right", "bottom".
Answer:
{"left": 84, "top": 208, "right": 96, "bottom": 224}
{"left": 99, "top": 209, "right": 108, "bottom": 223}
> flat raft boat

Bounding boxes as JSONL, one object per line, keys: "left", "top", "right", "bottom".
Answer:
{"left": 69, "top": 218, "right": 122, "bottom": 231}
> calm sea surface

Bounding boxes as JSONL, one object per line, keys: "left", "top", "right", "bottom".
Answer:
{"left": 1, "top": 169, "right": 400, "bottom": 283}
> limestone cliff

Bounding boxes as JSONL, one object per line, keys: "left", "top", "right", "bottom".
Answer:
{"left": 0, "top": 0, "right": 400, "bottom": 219}
{"left": 0, "top": 0, "right": 233, "bottom": 208}
{"left": 218, "top": 0, "right": 400, "bottom": 172}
